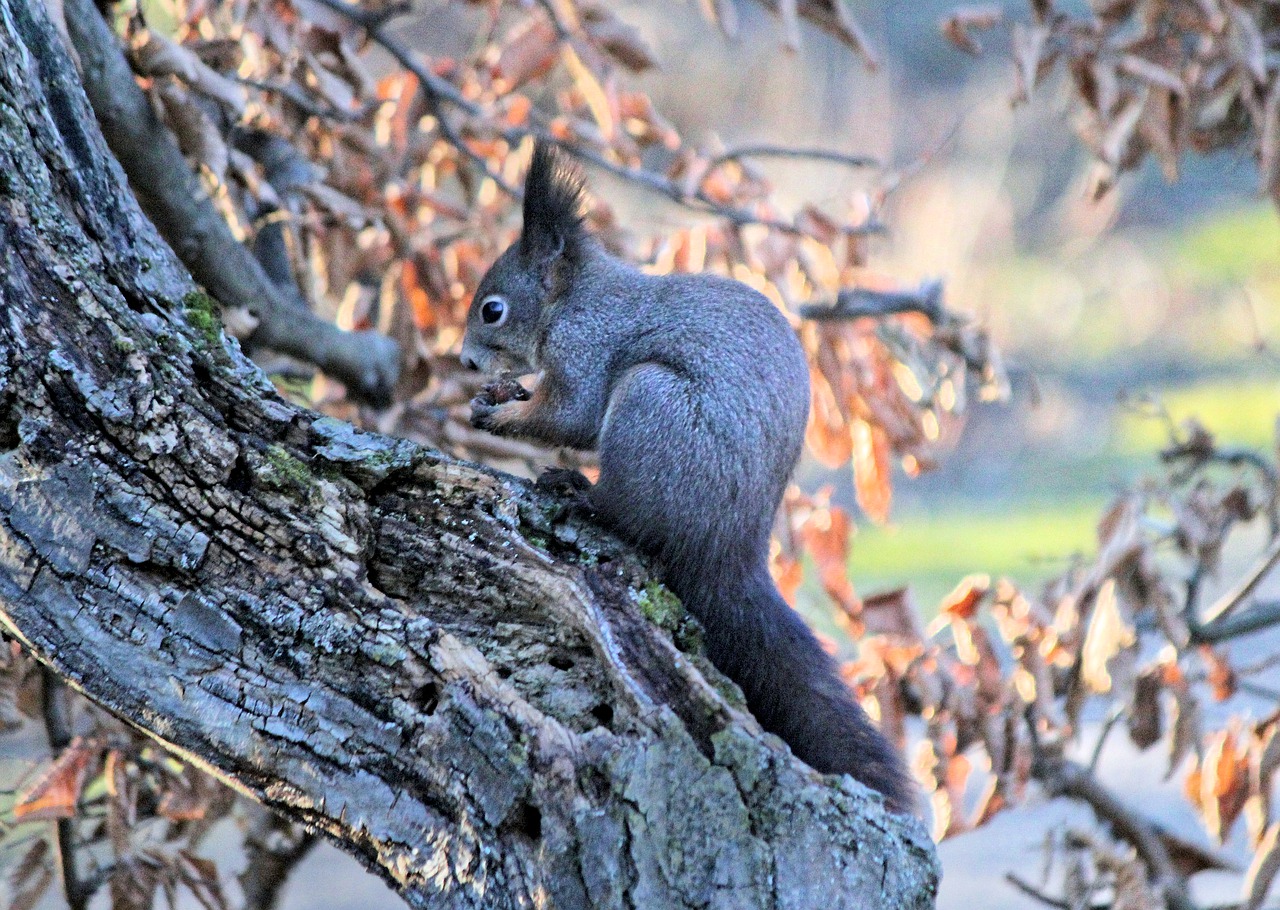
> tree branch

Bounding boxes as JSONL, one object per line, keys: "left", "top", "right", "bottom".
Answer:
{"left": 798, "top": 280, "right": 946, "bottom": 322}
{"left": 0, "top": 2, "right": 939, "bottom": 907}
{"left": 1033, "top": 756, "right": 1198, "bottom": 910}
{"left": 41, "top": 669, "right": 89, "bottom": 910}
{"left": 1199, "top": 536, "right": 1280, "bottom": 628}
{"left": 62, "top": 0, "right": 401, "bottom": 407}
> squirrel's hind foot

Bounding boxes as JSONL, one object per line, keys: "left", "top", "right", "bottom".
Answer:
{"left": 536, "top": 467, "right": 595, "bottom": 518}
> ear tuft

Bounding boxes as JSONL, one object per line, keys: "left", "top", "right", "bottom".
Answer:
{"left": 520, "top": 141, "right": 587, "bottom": 264}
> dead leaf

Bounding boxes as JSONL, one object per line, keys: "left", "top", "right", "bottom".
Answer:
{"left": 1081, "top": 579, "right": 1136, "bottom": 694}
{"left": 14, "top": 737, "right": 100, "bottom": 820}
{"left": 851, "top": 416, "right": 892, "bottom": 523}
{"left": 1128, "top": 666, "right": 1164, "bottom": 750}
{"left": 156, "top": 82, "right": 228, "bottom": 183}
{"left": 940, "top": 6, "right": 1002, "bottom": 55}
{"left": 7, "top": 838, "right": 52, "bottom": 910}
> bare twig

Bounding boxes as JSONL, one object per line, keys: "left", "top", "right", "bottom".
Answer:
{"left": 1200, "top": 536, "right": 1280, "bottom": 627}
{"left": 1087, "top": 704, "right": 1125, "bottom": 774}
{"left": 303, "top": 0, "right": 886, "bottom": 236}
{"left": 303, "top": 0, "right": 518, "bottom": 196}
{"left": 798, "top": 280, "right": 946, "bottom": 322}
{"left": 749, "top": 0, "right": 879, "bottom": 65}
{"left": 237, "top": 76, "right": 369, "bottom": 123}
{"left": 41, "top": 669, "right": 88, "bottom": 910}
{"left": 1005, "top": 872, "right": 1108, "bottom": 910}
{"left": 706, "top": 144, "right": 880, "bottom": 173}
{"left": 1192, "top": 599, "right": 1280, "bottom": 644}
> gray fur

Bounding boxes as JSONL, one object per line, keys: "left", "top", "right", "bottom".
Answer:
{"left": 461, "top": 144, "right": 915, "bottom": 813}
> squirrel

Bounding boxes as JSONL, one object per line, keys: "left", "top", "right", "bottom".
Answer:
{"left": 459, "top": 142, "right": 915, "bottom": 813}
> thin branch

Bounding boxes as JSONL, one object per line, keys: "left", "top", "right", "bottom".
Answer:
{"left": 303, "top": 0, "right": 886, "bottom": 235}
{"left": 798, "top": 280, "right": 946, "bottom": 322}
{"left": 749, "top": 0, "right": 879, "bottom": 66}
{"left": 1087, "top": 704, "right": 1125, "bottom": 774}
{"left": 706, "top": 144, "right": 880, "bottom": 173}
{"left": 1033, "top": 755, "right": 1198, "bottom": 910}
{"left": 302, "top": 0, "right": 519, "bottom": 196}
{"left": 1200, "top": 536, "right": 1280, "bottom": 626}
{"left": 237, "top": 76, "right": 369, "bottom": 123}
{"left": 1191, "top": 599, "right": 1280, "bottom": 644}
{"left": 41, "top": 669, "right": 88, "bottom": 910}
{"left": 1005, "top": 872, "right": 1108, "bottom": 910}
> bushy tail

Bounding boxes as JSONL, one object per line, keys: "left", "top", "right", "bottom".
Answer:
{"left": 683, "top": 564, "right": 916, "bottom": 813}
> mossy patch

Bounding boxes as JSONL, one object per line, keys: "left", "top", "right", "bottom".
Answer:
{"left": 182, "top": 290, "right": 223, "bottom": 347}
{"left": 635, "top": 581, "right": 683, "bottom": 628}
{"left": 634, "top": 581, "right": 704, "bottom": 654}
{"left": 260, "top": 444, "right": 315, "bottom": 497}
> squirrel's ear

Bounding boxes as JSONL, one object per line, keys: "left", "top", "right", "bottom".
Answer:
{"left": 520, "top": 141, "right": 587, "bottom": 278}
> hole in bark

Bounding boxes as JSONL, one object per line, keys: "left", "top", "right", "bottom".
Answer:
{"left": 0, "top": 400, "right": 18, "bottom": 452}
{"left": 414, "top": 681, "right": 440, "bottom": 715}
{"left": 514, "top": 803, "right": 541, "bottom": 840}
{"left": 228, "top": 455, "right": 252, "bottom": 494}
{"left": 590, "top": 703, "right": 614, "bottom": 728}
{"left": 548, "top": 655, "right": 573, "bottom": 671}
{"left": 496, "top": 666, "right": 512, "bottom": 680}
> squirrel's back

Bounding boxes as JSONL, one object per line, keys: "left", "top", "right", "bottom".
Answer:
{"left": 569, "top": 263, "right": 914, "bottom": 813}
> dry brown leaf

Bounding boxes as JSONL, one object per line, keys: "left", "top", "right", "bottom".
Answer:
{"left": 861, "top": 588, "right": 922, "bottom": 640}
{"left": 14, "top": 737, "right": 99, "bottom": 820}
{"left": 1168, "top": 682, "right": 1202, "bottom": 779}
{"left": 581, "top": 3, "right": 658, "bottom": 72}
{"left": 851, "top": 416, "right": 892, "bottom": 523}
{"left": 156, "top": 82, "right": 228, "bottom": 184}
{"left": 1201, "top": 645, "right": 1238, "bottom": 701}
{"left": 940, "top": 574, "right": 990, "bottom": 620}
{"left": 176, "top": 851, "right": 229, "bottom": 910}
{"left": 1128, "top": 665, "right": 1164, "bottom": 750}
{"left": 1081, "top": 579, "right": 1136, "bottom": 694}
{"left": 7, "top": 838, "right": 52, "bottom": 910}
{"left": 494, "top": 14, "right": 560, "bottom": 92}
{"left": 940, "top": 6, "right": 1002, "bottom": 55}
{"left": 1201, "top": 727, "right": 1251, "bottom": 842}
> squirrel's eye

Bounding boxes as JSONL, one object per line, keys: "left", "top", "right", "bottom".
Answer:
{"left": 479, "top": 296, "right": 509, "bottom": 327}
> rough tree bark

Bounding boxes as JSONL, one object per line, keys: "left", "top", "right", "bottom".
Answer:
{"left": 0, "top": 0, "right": 940, "bottom": 907}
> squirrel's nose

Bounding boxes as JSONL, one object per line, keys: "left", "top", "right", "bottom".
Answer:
{"left": 461, "top": 353, "right": 478, "bottom": 371}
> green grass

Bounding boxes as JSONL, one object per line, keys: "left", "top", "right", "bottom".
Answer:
{"left": 1171, "top": 204, "right": 1280, "bottom": 285}
{"left": 847, "top": 498, "right": 1104, "bottom": 617}
{"left": 1113, "top": 378, "right": 1280, "bottom": 456}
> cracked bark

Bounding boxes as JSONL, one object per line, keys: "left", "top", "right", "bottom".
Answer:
{"left": 0, "top": 0, "right": 940, "bottom": 907}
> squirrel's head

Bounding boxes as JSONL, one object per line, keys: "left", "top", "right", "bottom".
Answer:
{"left": 460, "top": 142, "right": 588, "bottom": 375}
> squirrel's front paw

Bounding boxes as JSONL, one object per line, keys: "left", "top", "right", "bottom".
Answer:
{"left": 470, "top": 379, "right": 530, "bottom": 432}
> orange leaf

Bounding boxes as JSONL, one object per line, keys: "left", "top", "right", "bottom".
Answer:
{"left": 14, "top": 737, "right": 99, "bottom": 821}
{"left": 940, "top": 574, "right": 990, "bottom": 620}
{"left": 851, "top": 417, "right": 891, "bottom": 524}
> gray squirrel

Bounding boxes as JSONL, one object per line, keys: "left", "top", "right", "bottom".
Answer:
{"left": 460, "top": 142, "right": 914, "bottom": 813}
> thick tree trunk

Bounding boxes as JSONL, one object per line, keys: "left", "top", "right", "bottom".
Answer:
{"left": 0, "top": 1, "right": 940, "bottom": 907}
